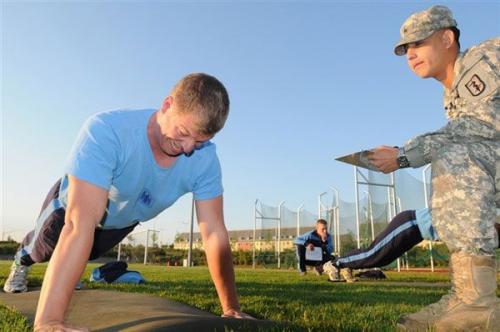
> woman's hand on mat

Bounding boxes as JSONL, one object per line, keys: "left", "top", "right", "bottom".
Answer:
{"left": 222, "top": 309, "right": 256, "bottom": 319}
{"left": 34, "top": 321, "right": 89, "bottom": 332}
{"left": 368, "top": 146, "right": 399, "bottom": 173}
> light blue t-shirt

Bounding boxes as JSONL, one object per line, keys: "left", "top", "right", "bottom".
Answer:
{"left": 58, "top": 109, "right": 223, "bottom": 229}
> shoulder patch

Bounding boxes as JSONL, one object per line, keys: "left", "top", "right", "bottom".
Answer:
{"left": 456, "top": 57, "right": 496, "bottom": 102}
{"left": 465, "top": 74, "right": 486, "bottom": 96}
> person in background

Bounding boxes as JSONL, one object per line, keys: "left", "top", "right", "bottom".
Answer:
{"left": 294, "top": 219, "right": 333, "bottom": 276}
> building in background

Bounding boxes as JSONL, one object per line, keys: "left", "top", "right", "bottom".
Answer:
{"left": 174, "top": 227, "right": 348, "bottom": 251}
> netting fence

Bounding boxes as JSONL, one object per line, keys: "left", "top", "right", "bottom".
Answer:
{"left": 252, "top": 200, "right": 318, "bottom": 269}
{"left": 252, "top": 167, "right": 445, "bottom": 270}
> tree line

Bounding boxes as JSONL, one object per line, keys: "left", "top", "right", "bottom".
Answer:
{"left": 1, "top": 239, "right": 450, "bottom": 268}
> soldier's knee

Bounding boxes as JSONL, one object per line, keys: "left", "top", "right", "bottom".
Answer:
{"left": 393, "top": 210, "right": 416, "bottom": 224}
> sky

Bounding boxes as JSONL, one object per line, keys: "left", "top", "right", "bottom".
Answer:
{"left": 1, "top": 0, "right": 499, "bottom": 244}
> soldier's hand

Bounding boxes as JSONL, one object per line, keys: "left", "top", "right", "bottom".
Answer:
{"left": 368, "top": 146, "right": 399, "bottom": 174}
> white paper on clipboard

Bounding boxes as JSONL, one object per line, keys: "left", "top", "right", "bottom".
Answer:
{"left": 305, "top": 247, "right": 323, "bottom": 261}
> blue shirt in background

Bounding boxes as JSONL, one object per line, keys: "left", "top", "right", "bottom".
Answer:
{"left": 294, "top": 230, "right": 334, "bottom": 256}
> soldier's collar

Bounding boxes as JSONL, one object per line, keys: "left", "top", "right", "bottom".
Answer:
{"left": 449, "top": 52, "right": 465, "bottom": 92}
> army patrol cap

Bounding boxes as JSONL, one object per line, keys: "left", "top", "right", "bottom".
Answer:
{"left": 394, "top": 5, "right": 457, "bottom": 56}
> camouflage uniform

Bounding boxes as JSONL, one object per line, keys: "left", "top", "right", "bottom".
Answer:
{"left": 395, "top": 6, "right": 499, "bottom": 256}
{"left": 393, "top": 6, "right": 499, "bottom": 331}
{"left": 404, "top": 38, "right": 499, "bottom": 254}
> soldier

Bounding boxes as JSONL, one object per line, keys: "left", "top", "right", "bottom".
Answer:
{"left": 368, "top": 5, "right": 499, "bottom": 331}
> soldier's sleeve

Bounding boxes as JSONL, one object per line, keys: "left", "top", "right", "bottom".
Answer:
{"left": 403, "top": 125, "right": 454, "bottom": 168}
{"left": 454, "top": 43, "right": 499, "bottom": 133}
{"left": 403, "top": 102, "right": 497, "bottom": 169}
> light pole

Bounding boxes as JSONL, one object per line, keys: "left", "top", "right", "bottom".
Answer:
{"left": 318, "top": 191, "right": 327, "bottom": 219}
{"left": 422, "top": 164, "right": 435, "bottom": 272}
{"left": 253, "top": 199, "right": 258, "bottom": 269}
{"left": 330, "top": 187, "right": 340, "bottom": 254}
{"left": 296, "top": 203, "right": 304, "bottom": 238}
{"left": 354, "top": 167, "right": 361, "bottom": 248}
{"left": 363, "top": 190, "right": 375, "bottom": 241}
{"left": 187, "top": 194, "right": 195, "bottom": 267}
{"left": 277, "top": 201, "right": 285, "bottom": 269}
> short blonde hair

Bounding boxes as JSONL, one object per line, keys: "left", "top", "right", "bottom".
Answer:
{"left": 171, "top": 73, "right": 230, "bottom": 136}
{"left": 316, "top": 219, "right": 327, "bottom": 226}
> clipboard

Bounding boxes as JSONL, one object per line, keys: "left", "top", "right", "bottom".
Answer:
{"left": 305, "top": 247, "right": 323, "bottom": 261}
{"left": 335, "top": 150, "right": 380, "bottom": 172}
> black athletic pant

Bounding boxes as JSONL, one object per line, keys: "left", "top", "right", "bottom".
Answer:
{"left": 335, "top": 211, "right": 500, "bottom": 270}
{"left": 17, "top": 179, "right": 137, "bottom": 266}
{"left": 296, "top": 245, "right": 330, "bottom": 272}
{"left": 335, "top": 210, "right": 422, "bottom": 269}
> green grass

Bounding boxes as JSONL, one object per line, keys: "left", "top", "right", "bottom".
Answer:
{"left": 0, "top": 304, "right": 31, "bottom": 332}
{"left": 1, "top": 261, "right": 498, "bottom": 331}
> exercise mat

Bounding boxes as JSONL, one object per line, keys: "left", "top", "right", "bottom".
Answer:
{"left": 0, "top": 289, "right": 277, "bottom": 331}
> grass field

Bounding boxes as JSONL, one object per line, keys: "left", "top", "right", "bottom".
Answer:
{"left": 1, "top": 261, "right": 498, "bottom": 331}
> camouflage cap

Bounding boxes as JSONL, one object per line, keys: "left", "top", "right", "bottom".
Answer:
{"left": 394, "top": 5, "right": 457, "bottom": 56}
